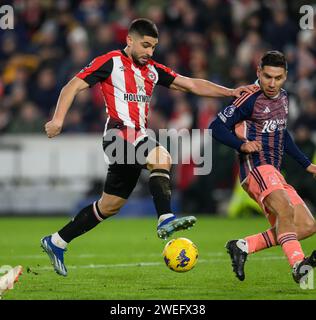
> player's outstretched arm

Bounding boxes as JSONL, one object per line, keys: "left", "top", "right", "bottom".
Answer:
{"left": 169, "top": 75, "right": 256, "bottom": 98}
{"left": 45, "top": 77, "right": 89, "bottom": 138}
{"left": 284, "top": 129, "right": 312, "bottom": 170}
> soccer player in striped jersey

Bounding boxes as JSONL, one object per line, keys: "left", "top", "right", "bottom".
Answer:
{"left": 41, "top": 18, "right": 253, "bottom": 276}
{"left": 210, "top": 51, "right": 316, "bottom": 284}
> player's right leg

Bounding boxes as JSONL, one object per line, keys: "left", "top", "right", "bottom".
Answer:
{"left": 145, "top": 145, "right": 196, "bottom": 239}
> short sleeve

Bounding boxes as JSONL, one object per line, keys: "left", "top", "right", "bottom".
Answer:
{"left": 76, "top": 56, "right": 113, "bottom": 87}
{"left": 153, "top": 62, "right": 178, "bottom": 88}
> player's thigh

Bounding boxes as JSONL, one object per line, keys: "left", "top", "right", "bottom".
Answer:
{"left": 103, "top": 164, "right": 142, "bottom": 201}
{"left": 293, "top": 203, "right": 316, "bottom": 240}
{"left": 263, "top": 189, "right": 294, "bottom": 217}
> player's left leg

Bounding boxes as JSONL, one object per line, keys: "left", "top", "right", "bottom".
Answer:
{"left": 146, "top": 145, "right": 196, "bottom": 239}
{"left": 40, "top": 164, "right": 140, "bottom": 277}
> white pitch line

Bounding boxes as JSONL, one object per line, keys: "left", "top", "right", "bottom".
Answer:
{"left": 37, "top": 262, "right": 164, "bottom": 270}
{"left": 1, "top": 252, "right": 226, "bottom": 259}
{"left": 30, "top": 256, "right": 285, "bottom": 272}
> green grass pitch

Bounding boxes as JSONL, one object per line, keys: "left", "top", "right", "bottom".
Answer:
{"left": 1, "top": 216, "right": 316, "bottom": 300}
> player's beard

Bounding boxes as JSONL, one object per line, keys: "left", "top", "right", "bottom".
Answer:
{"left": 132, "top": 52, "right": 149, "bottom": 66}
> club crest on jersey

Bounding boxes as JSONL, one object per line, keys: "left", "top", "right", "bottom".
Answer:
{"left": 147, "top": 70, "right": 157, "bottom": 82}
{"left": 223, "top": 105, "right": 236, "bottom": 118}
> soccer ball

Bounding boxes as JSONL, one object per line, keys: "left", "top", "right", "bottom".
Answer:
{"left": 162, "top": 237, "right": 198, "bottom": 272}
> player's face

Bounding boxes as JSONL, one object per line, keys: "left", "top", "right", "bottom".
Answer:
{"left": 257, "top": 66, "right": 287, "bottom": 98}
{"left": 127, "top": 34, "right": 158, "bottom": 65}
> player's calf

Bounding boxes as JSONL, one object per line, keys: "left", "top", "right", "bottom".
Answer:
{"left": 98, "top": 193, "right": 126, "bottom": 218}
{"left": 147, "top": 148, "right": 197, "bottom": 239}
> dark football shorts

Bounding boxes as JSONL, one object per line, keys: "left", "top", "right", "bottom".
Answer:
{"left": 102, "top": 127, "right": 160, "bottom": 199}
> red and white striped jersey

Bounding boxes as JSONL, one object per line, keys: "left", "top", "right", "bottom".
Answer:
{"left": 76, "top": 50, "right": 178, "bottom": 134}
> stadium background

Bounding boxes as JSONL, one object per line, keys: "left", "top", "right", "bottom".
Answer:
{"left": 1, "top": 0, "right": 316, "bottom": 218}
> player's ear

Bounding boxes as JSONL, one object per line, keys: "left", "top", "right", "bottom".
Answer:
{"left": 256, "top": 66, "right": 261, "bottom": 79}
{"left": 126, "top": 34, "right": 133, "bottom": 47}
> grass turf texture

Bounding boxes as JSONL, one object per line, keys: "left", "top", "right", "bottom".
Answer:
{"left": 1, "top": 216, "right": 316, "bottom": 300}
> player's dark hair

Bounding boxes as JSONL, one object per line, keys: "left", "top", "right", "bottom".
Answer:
{"left": 260, "top": 51, "right": 288, "bottom": 71}
{"left": 128, "top": 18, "right": 158, "bottom": 38}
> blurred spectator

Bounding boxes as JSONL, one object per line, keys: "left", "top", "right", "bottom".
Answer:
{"left": 92, "top": 23, "right": 117, "bottom": 56}
{"left": 263, "top": 8, "right": 298, "bottom": 51}
{"left": 30, "top": 67, "right": 59, "bottom": 117}
{"left": 63, "top": 109, "right": 86, "bottom": 133}
{"left": 32, "top": 19, "right": 65, "bottom": 67}
{"left": 168, "top": 98, "right": 193, "bottom": 130}
{"left": 236, "top": 31, "right": 263, "bottom": 68}
{"left": 0, "top": 109, "right": 11, "bottom": 134}
{"left": 295, "top": 99, "right": 316, "bottom": 132}
{"left": 8, "top": 101, "right": 44, "bottom": 133}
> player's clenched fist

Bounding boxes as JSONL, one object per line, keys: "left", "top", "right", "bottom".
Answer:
{"left": 45, "top": 120, "right": 62, "bottom": 138}
{"left": 240, "top": 141, "right": 262, "bottom": 153}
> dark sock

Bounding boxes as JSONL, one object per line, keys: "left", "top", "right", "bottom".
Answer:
{"left": 58, "top": 201, "right": 105, "bottom": 243}
{"left": 149, "top": 169, "right": 172, "bottom": 218}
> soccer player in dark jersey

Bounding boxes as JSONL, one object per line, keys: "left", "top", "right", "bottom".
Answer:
{"left": 210, "top": 51, "right": 316, "bottom": 284}
{"left": 41, "top": 18, "right": 254, "bottom": 277}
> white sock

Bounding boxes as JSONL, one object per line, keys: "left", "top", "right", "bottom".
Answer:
{"left": 51, "top": 232, "right": 68, "bottom": 249}
{"left": 158, "top": 213, "right": 175, "bottom": 226}
{"left": 236, "top": 239, "right": 249, "bottom": 253}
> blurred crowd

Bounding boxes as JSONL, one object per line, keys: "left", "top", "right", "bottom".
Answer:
{"left": 1, "top": 0, "right": 316, "bottom": 213}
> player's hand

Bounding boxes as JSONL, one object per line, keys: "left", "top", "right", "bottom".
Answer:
{"left": 45, "top": 119, "right": 63, "bottom": 138}
{"left": 240, "top": 141, "right": 262, "bottom": 153}
{"left": 306, "top": 164, "right": 316, "bottom": 179}
{"left": 231, "top": 84, "right": 258, "bottom": 98}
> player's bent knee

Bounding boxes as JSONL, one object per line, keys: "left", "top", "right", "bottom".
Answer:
{"left": 147, "top": 147, "right": 172, "bottom": 171}
{"left": 303, "top": 220, "right": 316, "bottom": 236}
{"left": 296, "top": 222, "right": 316, "bottom": 239}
